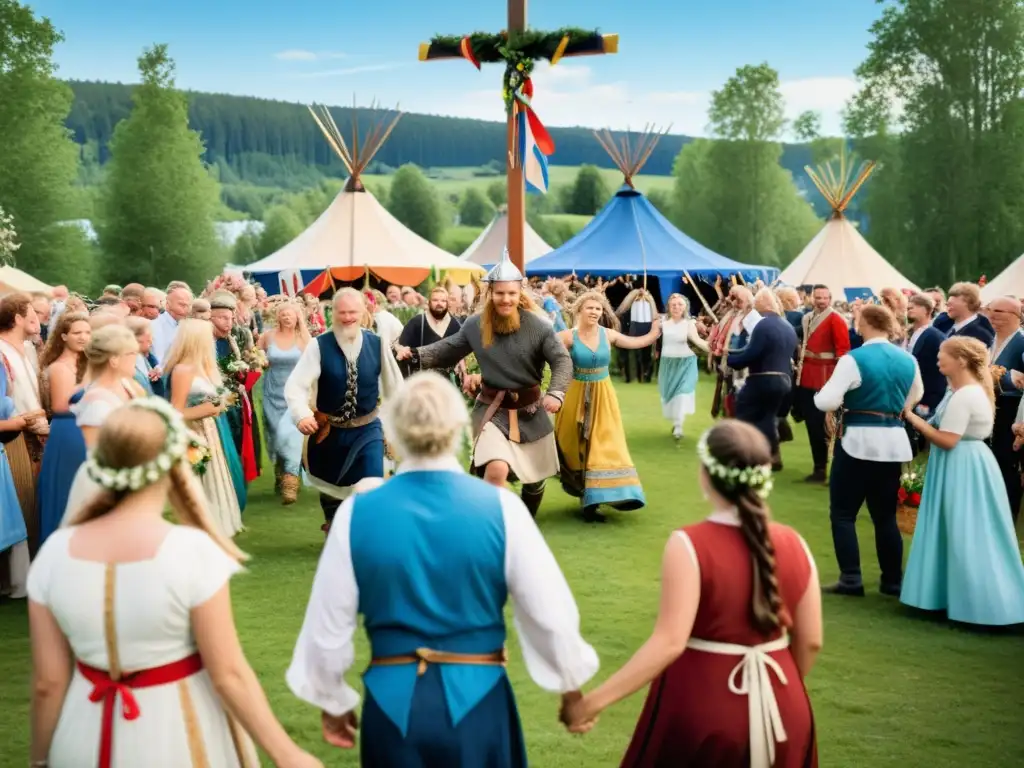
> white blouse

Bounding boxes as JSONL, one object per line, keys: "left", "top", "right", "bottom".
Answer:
{"left": 286, "top": 457, "right": 600, "bottom": 716}
{"left": 661, "top": 318, "right": 708, "bottom": 359}
{"left": 939, "top": 384, "right": 994, "bottom": 440}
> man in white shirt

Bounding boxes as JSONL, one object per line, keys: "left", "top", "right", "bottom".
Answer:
{"left": 149, "top": 286, "right": 192, "bottom": 364}
{"left": 815, "top": 304, "right": 923, "bottom": 597}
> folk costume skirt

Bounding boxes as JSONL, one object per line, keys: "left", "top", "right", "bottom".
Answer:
{"left": 360, "top": 664, "right": 526, "bottom": 768}
{"left": 901, "top": 438, "right": 1024, "bottom": 626}
{"left": 37, "top": 413, "right": 86, "bottom": 547}
{"left": 658, "top": 355, "right": 698, "bottom": 425}
{"left": 555, "top": 377, "right": 644, "bottom": 510}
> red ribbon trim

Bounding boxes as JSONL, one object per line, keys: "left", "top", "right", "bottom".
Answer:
{"left": 77, "top": 654, "right": 203, "bottom": 768}
{"left": 514, "top": 78, "right": 555, "bottom": 156}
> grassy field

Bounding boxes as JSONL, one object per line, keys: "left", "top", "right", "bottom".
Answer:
{"left": 1, "top": 375, "right": 1022, "bottom": 766}
{"left": 362, "top": 165, "right": 675, "bottom": 198}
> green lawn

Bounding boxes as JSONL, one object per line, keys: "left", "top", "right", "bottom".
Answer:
{"left": 1, "top": 375, "right": 1022, "bottom": 766}
{"left": 362, "top": 165, "right": 674, "bottom": 197}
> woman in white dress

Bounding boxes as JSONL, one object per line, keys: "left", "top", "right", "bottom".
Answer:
{"left": 28, "top": 398, "right": 321, "bottom": 768}
{"left": 164, "top": 319, "right": 244, "bottom": 538}
{"left": 63, "top": 325, "right": 145, "bottom": 523}
{"left": 658, "top": 294, "right": 709, "bottom": 439}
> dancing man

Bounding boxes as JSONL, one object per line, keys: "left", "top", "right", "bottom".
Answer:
{"left": 396, "top": 251, "right": 571, "bottom": 517}
{"left": 814, "top": 305, "right": 922, "bottom": 596}
{"left": 286, "top": 288, "right": 400, "bottom": 535}
{"left": 727, "top": 288, "right": 797, "bottom": 470}
{"left": 794, "top": 284, "right": 850, "bottom": 482}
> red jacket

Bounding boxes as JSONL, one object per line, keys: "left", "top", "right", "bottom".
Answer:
{"left": 797, "top": 310, "right": 850, "bottom": 390}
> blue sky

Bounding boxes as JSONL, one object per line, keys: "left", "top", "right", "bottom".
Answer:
{"left": 32, "top": 0, "right": 883, "bottom": 137}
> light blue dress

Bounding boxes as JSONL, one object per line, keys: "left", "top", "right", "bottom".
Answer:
{"left": 0, "top": 373, "right": 28, "bottom": 553}
{"left": 901, "top": 385, "right": 1024, "bottom": 625}
{"left": 262, "top": 339, "right": 304, "bottom": 477}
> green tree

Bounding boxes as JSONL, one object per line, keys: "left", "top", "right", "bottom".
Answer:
{"left": 563, "top": 165, "right": 609, "bottom": 216}
{"left": 793, "top": 110, "right": 844, "bottom": 165}
{"left": 386, "top": 164, "right": 443, "bottom": 244}
{"left": 256, "top": 206, "right": 303, "bottom": 258}
{"left": 846, "top": 0, "right": 1024, "bottom": 285}
{"left": 97, "top": 44, "right": 222, "bottom": 288}
{"left": 231, "top": 231, "right": 259, "bottom": 264}
{"left": 486, "top": 179, "right": 507, "bottom": 207}
{"left": 0, "top": 1, "right": 91, "bottom": 289}
{"left": 458, "top": 187, "right": 494, "bottom": 227}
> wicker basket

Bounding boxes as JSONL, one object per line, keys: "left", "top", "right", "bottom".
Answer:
{"left": 897, "top": 503, "right": 918, "bottom": 536}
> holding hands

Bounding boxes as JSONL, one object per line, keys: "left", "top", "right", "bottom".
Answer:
{"left": 559, "top": 690, "right": 598, "bottom": 734}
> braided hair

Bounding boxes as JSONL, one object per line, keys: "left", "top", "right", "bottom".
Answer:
{"left": 699, "top": 419, "right": 790, "bottom": 636}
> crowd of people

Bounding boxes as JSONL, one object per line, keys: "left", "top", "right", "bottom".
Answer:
{"left": 1, "top": 254, "right": 1022, "bottom": 767}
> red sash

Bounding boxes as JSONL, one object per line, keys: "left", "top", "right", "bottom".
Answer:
{"left": 77, "top": 653, "right": 203, "bottom": 768}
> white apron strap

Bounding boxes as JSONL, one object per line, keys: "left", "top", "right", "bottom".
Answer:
{"left": 686, "top": 634, "right": 790, "bottom": 768}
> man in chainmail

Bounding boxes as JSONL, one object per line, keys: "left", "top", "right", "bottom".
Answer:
{"left": 396, "top": 250, "right": 571, "bottom": 517}
{"left": 285, "top": 288, "right": 400, "bottom": 535}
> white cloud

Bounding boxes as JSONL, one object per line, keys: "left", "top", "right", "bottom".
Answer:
{"left": 291, "top": 63, "right": 403, "bottom": 79}
{"left": 274, "top": 50, "right": 348, "bottom": 61}
{"left": 432, "top": 61, "right": 856, "bottom": 138}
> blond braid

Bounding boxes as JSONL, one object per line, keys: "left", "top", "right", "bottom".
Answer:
{"left": 167, "top": 462, "right": 247, "bottom": 562}
{"left": 735, "top": 491, "right": 790, "bottom": 635}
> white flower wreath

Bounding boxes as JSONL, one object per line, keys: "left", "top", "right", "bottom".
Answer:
{"left": 85, "top": 397, "right": 207, "bottom": 493}
{"left": 696, "top": 431, "right": 774, "bottom": 500}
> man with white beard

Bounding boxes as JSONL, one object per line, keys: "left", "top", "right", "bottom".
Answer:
{"left": 286, "top": 288, "right": 400, "bottom": 535}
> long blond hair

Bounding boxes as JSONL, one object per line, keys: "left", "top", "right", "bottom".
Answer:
{"left": 162, "top": 319, "right": 223, "bottom": 386}
{"left": 274, "top": 300, "right": 310, "bottom": 344}
{"left": 84, "top": 325, "right": 139, "bottom": 380}
{"left": 65, "top": 404, "right": 245, "bottom": 561}
{"left": 941, "top": 336, "right": 996, "bottom": 410}
{"left": 570, "top": 290, "right": 620, "bottom": 331}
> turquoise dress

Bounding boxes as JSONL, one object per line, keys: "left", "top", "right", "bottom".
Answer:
{"left": 262, "top": 339, "right": 304, "bottom": 477}
{"left": 901, "top": 386, "right": 1024, "bottom": 625}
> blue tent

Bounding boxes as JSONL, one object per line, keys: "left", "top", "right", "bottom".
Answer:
{"left": 525, "top": 186, "right": 777, "bottom": 304}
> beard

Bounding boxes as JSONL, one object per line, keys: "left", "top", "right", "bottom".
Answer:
{"left": 337, "top": 322, "right": 360, "bottom": 343}
{"left": 480, "top": 300, "right": 521, "bottom": 347}
{"left": 429, "top": 306, "right": 448, "bottom": 320}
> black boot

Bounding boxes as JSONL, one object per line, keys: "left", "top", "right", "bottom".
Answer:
{"left": 582, "top": 505, "right": 607, "bottom": 523}
{"left": 521, "top": 481, "right": 545, "bottom": 518}
{"left": 777, "top": 418, "right": 794, "bottom": 443}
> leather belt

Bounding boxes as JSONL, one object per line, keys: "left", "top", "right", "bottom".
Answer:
{"left": 314, "top": 407, "right": 379, "bottom": 444}
{"left": 803, "top": 351, "right": 836, "bottom": 360}
{"left": 477, "top": 385, "right": 541, "bottom": 443}
{"left": 370, "top": 648, "right": 508, "bottom": 676}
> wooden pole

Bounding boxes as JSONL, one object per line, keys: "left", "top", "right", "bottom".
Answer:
{"left": 506, "top": 0, "right": 527, "bottom": 273}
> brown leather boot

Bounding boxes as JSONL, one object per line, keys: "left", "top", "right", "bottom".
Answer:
{"left": 281, "top": 473, "right": 299, "bottom": 505}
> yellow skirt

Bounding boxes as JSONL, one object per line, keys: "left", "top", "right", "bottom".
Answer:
{"left": 554, "top": 378, "right": 645, "bottom": 510}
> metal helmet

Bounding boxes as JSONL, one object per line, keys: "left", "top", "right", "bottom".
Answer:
{"left": 484, "top": 247, "right": 524, "bottom": 283}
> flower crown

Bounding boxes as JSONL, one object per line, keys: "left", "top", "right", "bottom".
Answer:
{"left": 696, "top": 431, "right": 774, "bottom": 500}
{"left": 85, "top": 397, "right": 206, "bottom": 493}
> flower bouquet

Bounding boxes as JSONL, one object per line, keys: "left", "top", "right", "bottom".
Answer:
{"left": 897, "top": 461, "right": 926, "bottom": 535}
{"left": 244, "top": 347, "right": 269, "bottom": 371}
{"left": 188, "top": 440, "right": 212, "bottom": 476}
{"left": 226, "top": 358, "right": 249, "bottom": 375}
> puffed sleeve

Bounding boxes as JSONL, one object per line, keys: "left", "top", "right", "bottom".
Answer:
{"left": 500, "top": 488, "right": 599, "bottom": 691}
{"left": 937, "top": 388, "right": 972, "bottom": 436}
{"left": 185, "top": 529, "right": 245, "bottom": 608}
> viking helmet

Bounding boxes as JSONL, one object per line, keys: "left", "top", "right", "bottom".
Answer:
{"left": 484, "top": 247, "right": 524, "bottom": 284}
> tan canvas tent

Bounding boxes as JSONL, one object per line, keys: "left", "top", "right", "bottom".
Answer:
{"left": 780, "top": 153, "right": 918, "bottom": 297}
{"left": 246, "top": 103, "right": 484, "bottom": 287}
{"left": 981, "top": 255, "right": 1024, "bottom": 300}
{"left": 461, "top": 209, "right": 552, "bottom": 266}
{"left": 0, "top": 266, "right": 53, "bottom": 296}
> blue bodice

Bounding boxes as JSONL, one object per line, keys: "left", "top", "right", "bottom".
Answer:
{"left": 571, "top": 327, "right": 610, "bottom": 382}
{"left": 350, "top": 471, "right": 508, "bottom": 736}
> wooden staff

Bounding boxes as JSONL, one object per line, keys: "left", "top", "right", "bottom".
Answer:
{"left": 683, "top": 268, "right": 718, "bottom": 323}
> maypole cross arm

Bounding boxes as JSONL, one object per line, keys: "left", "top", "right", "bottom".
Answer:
{"left": 419, "top": 29, "right": 617, "bottom": 115}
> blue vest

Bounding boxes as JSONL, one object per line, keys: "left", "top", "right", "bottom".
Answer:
{"left": 350, "top": 471, "right": 508, "bottom": 736}
{"left": 844, "top": 343, "right": 916, "bottom": 428}
{"left": 316, "top": 330, "right": 381, "bottom": 416}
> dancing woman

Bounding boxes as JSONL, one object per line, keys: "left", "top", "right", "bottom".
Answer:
{"left": 554, "top": 291, "right": 660, "bottom": 522}
{"left": 28, "top": 398, "right": 321, "bottom": 768}
{"left": 36, "top": 312, "right": 90, "bottom": 546}
{"left": 658, "top": 294, "right": 709, "bottom": 439}
{"left": 561, "top": 420, "right": 821, "bottom": 767}
{"left": 902, "top": 337, "right": 1024, "bottom": 625}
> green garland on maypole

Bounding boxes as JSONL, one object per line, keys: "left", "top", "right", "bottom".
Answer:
{"left": 420, "top": 28, "right": 614, "bottom": 115}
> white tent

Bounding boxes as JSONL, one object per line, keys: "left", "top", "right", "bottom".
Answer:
{"left": 780, "top": 152, "right": 918, "bottom": 298}
{"left": 247, "top": 103, "right": 483, "bottom": 287}
{"left": 981, "top": 255, "right": 1024, "bottom": 300}
{"left": 246, "top": 181, "right": 483, "bottom": 286}
{"left": 0, "top": 265, "right": 53, "bottom": 296}
{"left": 461, "top": 209, "right": 552, "bottom": 266}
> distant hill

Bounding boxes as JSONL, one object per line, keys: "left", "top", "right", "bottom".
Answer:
{"left": 66, "top": 80, "right": 818, "bottom": 188}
